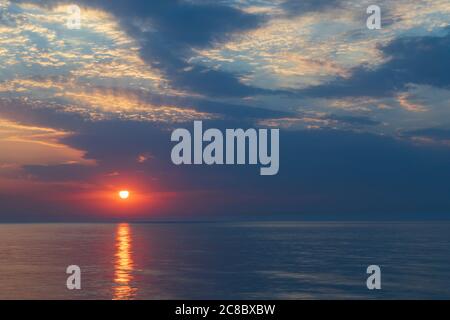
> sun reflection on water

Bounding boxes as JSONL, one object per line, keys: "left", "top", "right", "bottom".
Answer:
{"left": 113, "top": 223, "right": 137, "bottom": 300}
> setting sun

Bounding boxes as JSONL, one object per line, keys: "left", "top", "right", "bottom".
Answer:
{"left": 118, "top": 190, "right": 130, "bottom": 200}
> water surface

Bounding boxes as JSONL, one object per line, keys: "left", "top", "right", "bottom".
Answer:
{"left": 0, "top": 222, "right": 449, "bottom": 299}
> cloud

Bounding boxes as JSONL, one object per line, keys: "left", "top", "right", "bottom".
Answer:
{"left": 402, "top": 127, "right": 450, "bottom": 145}
{"left": 259, "top": 113, "right": 380, "bottom": 130}
{"left": 9, "top": 0, "right": 281, "bottom": 97}
{"left": 281, "top": 0, "right": 343, "bottom": 16}
{"left": 2, "top": 0, "right": 450, "bottom": 220}
{"left": 0, "top": 118, "right": 91, "bottom": 166}
{"left": 302, "top": 29, "right": 450, "bottom": 98}
{"left": 80, "top": 0, "right": 271, "bottom": 98}
{"left": 15, "top": 121, "right": 450, "bottom": 219}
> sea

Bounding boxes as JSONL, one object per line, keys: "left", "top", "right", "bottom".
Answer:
{"left": 0, "top": 222, "right": 449, "bottom": 299}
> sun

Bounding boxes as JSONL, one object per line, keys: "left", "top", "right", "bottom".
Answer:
{"left": 118, "top": 190, "right": 130, "bottom": 200}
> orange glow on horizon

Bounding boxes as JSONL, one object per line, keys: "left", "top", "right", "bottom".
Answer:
{"left": 54, "top": 184, "right": 175, "bottom": 217}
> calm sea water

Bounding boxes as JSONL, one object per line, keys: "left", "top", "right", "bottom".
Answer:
{"left": 0, "top": 222, "right": 449, "bottom": 299}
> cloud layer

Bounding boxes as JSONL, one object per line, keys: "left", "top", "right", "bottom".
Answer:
{"left": 1, "top": 0, "right": 450, "bottom": 220}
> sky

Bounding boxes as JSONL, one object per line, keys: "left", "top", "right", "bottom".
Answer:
{"left": 0, "top": 0, "right": 449, "bottom": 221}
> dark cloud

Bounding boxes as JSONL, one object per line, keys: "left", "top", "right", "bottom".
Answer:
{"left": 276, "top": 128, "right": 450, "bottom": 217}
{"left": 83, "top": 84, "right": 290, "bottom": 119}
{"left": 24, "top": 163, "right": 97, "bottom": 182}
{"left": 302, "top": 30, "right": 450, "bottom": 98}
{"left": 192, "top": 99, "right": 291, "bottom": 119}
{"left": 2, "top": 94, "right": 447, "bottom": 219}
{"left": 326, "top": 114, "right": 380, "bottom": 126}
{"left": 87, "top": 0, "right": 270, "bottom": 98}
{"left": 402, "top": 128, "right": 450, "bottom": 143}
{"left": 12, "top": 0, "right": 278, "bottom": 97}
{"left": 0, "top": 98, "right": 86, "bottom": 131}
{"left": 281, "top": 0, "right": 342, "bottom": 16}
{"left": 19, "top": 117, "right": 450, "bottom": 219}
